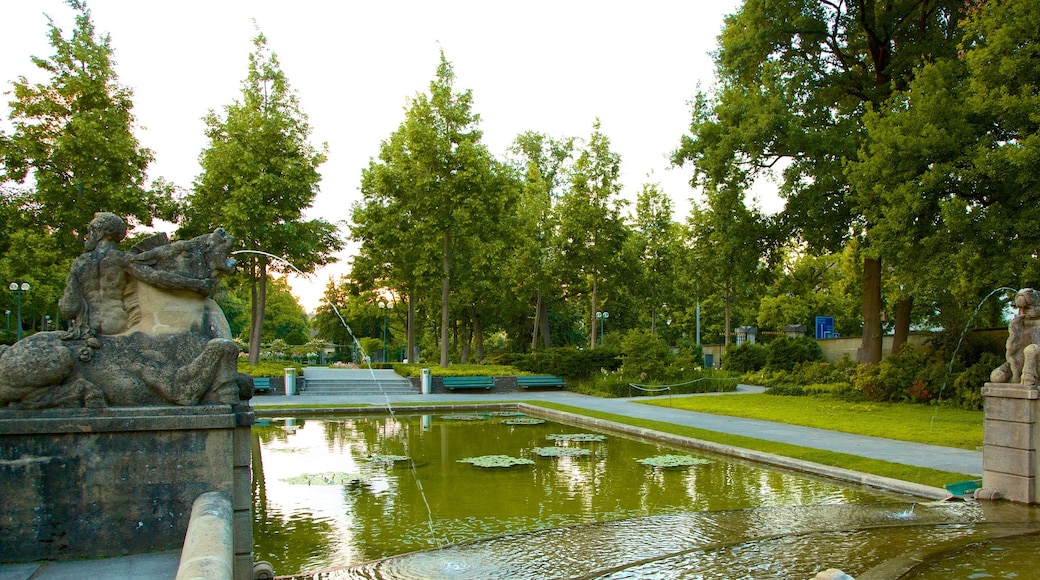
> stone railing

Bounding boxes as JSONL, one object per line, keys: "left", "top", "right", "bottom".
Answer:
{"left": 177, "top": 492, "right": 234, "bottom": 580}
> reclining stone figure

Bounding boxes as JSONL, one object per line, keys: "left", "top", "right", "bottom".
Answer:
{"left": 0, "top": 213, "right": 249, "bottom": 409}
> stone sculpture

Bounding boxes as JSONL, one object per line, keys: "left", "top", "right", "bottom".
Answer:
{"left": 0, "top": 212, "right": 250, "bottom": 409}
{"left": 991, "top": 287, "right": 1040, "bottom": 386}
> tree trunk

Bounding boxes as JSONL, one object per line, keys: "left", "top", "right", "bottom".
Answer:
{"left": 474, "top": 312, "right": 485, "bottom": 361}
{"left": 540, "top": 303, "right": 551, "bottom": 348}
{"left": 460, "top": 314, "right": 472, "bottom": 364}
{"left": 531, "top": 288, "right": 542, "bottom": 351}
{"left": 440, "top": 231, "right": 450, "bottom": 368}
{"left": 406, "top": 291, "right": 416, "bottom": 363}
{"left": 590, "top": 277, "right": 598, "bottom": 348}
{"left": 650, "top": 305, "right": 657, "bottom": 336}
{"left": 891, "top": 295, "right": 913, "bottom": 356}
{"left": 248, "top": 260, "right": 268, "bottom": 365}
{"left": 859, "top": 257, "right": 883, "bottom": 364}
{"left": 723, "top": 280, "right": 731, "bottom": 353}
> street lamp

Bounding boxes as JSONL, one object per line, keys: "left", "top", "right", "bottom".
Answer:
{"left": 8, "top": 282, "right": 29, "bottom": 341}
{"left": 44, "top": 315, "right": 51, "bottom": 332}
{"left": 4, "top": 310, "right": 9, "bottom": 334}
{"left": 378, "top": 301, "right": 388, "bottom": 363}
{"left": 595, "top": 311, "right": 609, "bottom": 346}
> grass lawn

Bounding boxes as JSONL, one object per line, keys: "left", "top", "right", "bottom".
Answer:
{"left": 640, "top": 393, "right": 983, "bottom": 451}
{"left": 523, "top": 401, "right": 973, "bottom": 489}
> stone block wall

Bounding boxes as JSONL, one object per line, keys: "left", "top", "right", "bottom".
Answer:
{"left": 0, "top": 404, "right": 253, "bottom": 572}
{"left": 981, "top": 383, "right": 1040, "bottom": 504}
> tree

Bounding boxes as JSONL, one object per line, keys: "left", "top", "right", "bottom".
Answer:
{"left": 674, "top": 0, "right": 966, "bottom": 363}
{"left": 506, "top": 132, "right": 575, "bottom": 350}
{"left": 183, "top": 32, "right": 342, "bottom": 364}
{"left": 353, "top": 52, "right": 509, "bottom": 367}
{"left": 628, "top": 181, "right": 679, "bottom": 336}
{"left": 682, "top": 184, "right": 773, "bottom": 350}
{"left": 555, "top": 120, "right": 628, "bottom": 348}
{"left": 0, "top": 0, "right": 176, "bottom": 257}
{"left": 848, "top": 0, "right": 1040, "bottom": 338}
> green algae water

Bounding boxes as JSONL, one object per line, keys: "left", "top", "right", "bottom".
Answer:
{"left": 252, "top": 413, "right": 914, "bottom": 575}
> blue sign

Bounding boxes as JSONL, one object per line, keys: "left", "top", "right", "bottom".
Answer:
{"left": 815, "top": 316, "right": 835, "bottom": 339}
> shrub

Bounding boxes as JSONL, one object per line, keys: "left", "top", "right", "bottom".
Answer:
{"left": 951, "top": 352, "right": 1001, "bottom": 410}
{"left": 764, "top": 336, "right": 824, "bottom": 371}
{"left": 620, "top": 329, "right": 670, "bottom": 379}
{"left": 723, "top": 343, "right": 766, "bottom": 373}
{"left": 513, "top": 347, "right": 621, "bottom": 379}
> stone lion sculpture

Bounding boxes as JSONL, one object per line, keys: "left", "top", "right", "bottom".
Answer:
{"left": 0, "top": 213, "right": 251, "bottom": 409}
{"left": 991, "top": 288, "right": 1040, "bottom": 386}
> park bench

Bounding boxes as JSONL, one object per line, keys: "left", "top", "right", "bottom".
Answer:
{"left": 443, "top": 376, "right": 494, "bottom": 391}
{"left": 516, "top": 375, "right": 567, "bottom": 389}
{"left": 253, "top": 377, "right": 272, "bottom": 393}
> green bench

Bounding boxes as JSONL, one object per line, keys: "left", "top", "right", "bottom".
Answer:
{"left": 443, "top": 376, "right": 494, "bottom": 391}
{"left": 516, "top": 375, "right": 567, "bottom": 389}
{"left": 253, "top": 377, "right": 272, "bottom": 393}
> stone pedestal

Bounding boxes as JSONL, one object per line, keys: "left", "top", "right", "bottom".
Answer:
{"left": 982, "top": 382, "right": 1040, "bottom": 504}
{"left": 0, "top": 404, "right": 253, "bottom": 578}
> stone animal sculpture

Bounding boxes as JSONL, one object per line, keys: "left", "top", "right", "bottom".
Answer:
{"left": 0, "top": 213, "right": 251, "bottom": 409}
{"left": 991, "top": 288, "right": 1040, "bottom": 386}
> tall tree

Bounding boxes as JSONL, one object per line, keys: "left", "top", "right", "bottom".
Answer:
{"left": 506, "top": 132, "right": 574, "bottom": 349}
{"left": 849, "top": 0, "right": 1040, "bottom": 339}
{"left": 628, "top": 181, "right": 679, "bottom": 336}
{"left": 556, "top": 120, "right": 628, "bottom": 348}
{"left": 353, "top": 52, "right": 507, "bottom": 367}
{"left": 674, "top": 0, "right": 965, "bottom": 363}
{"left": 0, "top": 0, "right": 175, "bottom": 258}
{"left": 183, "top": 32, "right": 341, "bottom": 364}
{"left": 682, "top": 185, "right": 773, "bottom": 350}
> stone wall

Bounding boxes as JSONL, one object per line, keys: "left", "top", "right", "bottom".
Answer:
{"left": 0, "top": 404, "right": 253, "bottom": 573}
{"left": 982, "top": 383, "right": 1040, "bottom": 504}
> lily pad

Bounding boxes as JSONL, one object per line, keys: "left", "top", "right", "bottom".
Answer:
{"left": 363, "top": 454, "right": 411, "bottom": 465}
{"left": 489, "top": 411, "right": 526, "bottom": 417}
{"left": 636, "top": 455, "right": 710, "bottom": 468}
{"left": 283, "top": 472, "right": 366, "bottom": 485}
{"left": 503, "top": 417, "right": 546, "bottom": 425}
{"left": 532, "top": 447, "right": 591, "bottom": 458}
{"left": 546, "top": 433, "right": 606, "bottom": 442}
{"left": 441, "top": 413, "right": 489, "bottom": 421}
{"left": 457, "top": 455, "right": 535, "bottom": 468}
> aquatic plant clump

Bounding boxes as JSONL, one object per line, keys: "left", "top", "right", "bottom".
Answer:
{"left": 503, "top": 417, "right": 546, "bottom": 425}
{"left": 457, "top": 455, "right": 536, "bottom": 468}
{"left": 283, "top": 472, "right": 367, "bottom": 485}
{"left": 441, "top": 413, "right": 490, "bottom": 421}
{"left": 489, "top": 411, "right": 527, "bottom": 417}
{"left": 532, "top": 447, "right": 592, "bottom": 458}
{"left": 363, "top": 454, "right": 411, "bottom": 465}
{"left": 636, "top": 455, "right": 711, "bottom": 468}
{"left": 546, "top": 433, "right": 607, "bottom": 442}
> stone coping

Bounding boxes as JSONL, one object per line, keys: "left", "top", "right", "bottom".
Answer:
{"left": 0, "top": 404, "right": 241, "bottom": 434}
{"left": 982, "top": 383, "right": 1040, "bottom": 400}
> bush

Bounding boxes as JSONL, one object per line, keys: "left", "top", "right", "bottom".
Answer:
{"left": 513, "top": 347, "right": 621, "bottom": 379}
{"left": 620, "top": 329, "right": 670, "bottom": 379}
{"left": 723, "top": 343, "right": 766, "bottom": 373}
{"left": 765, "top": 336, "right": 825, "bottom": 371}
{"left": 952, "top": 352, "right": 1001, "bottom": 410}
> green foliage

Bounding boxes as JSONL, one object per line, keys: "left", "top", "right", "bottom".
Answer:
{"left": 952, "top": 352, "right": 1002, "bottom": 411}
{"left": 512, "top": 347, "right": 621, "bottom": 379}
{"left": 764, "top": 336, "right": 824, "bottom": 371}
{"left": 183, "top": 32, "right": 340, "bottom": 364}
{"left": 238, "top": 360, "right": 303, "bottom": 378}
{"left": 620, "top": 329, "right": 669, "bottom": 379}
{"left": 723, "top": 343, "right": 766, "bottom": 373}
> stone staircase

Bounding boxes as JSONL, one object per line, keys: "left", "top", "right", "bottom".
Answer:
{"left": 300, "top": 368, "right": 418, "bottom": 396}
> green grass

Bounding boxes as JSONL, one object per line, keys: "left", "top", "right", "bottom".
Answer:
{"left": 638, "top": 393, "right": 983, "bottom": 450}
{"left": 523, "top": 401, "right": 972, "bottom": 490}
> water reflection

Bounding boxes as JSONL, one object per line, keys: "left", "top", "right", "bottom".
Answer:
{"left": 254, "top": 413, "right": 913, "bottom": 576}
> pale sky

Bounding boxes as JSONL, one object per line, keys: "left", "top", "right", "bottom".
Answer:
{"left": 1, "top": 0, "right": 770, "bottom": 311}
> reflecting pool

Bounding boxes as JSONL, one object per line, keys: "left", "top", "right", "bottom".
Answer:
{"left": 252, "top": 412, "right": 924, "bottom": 576}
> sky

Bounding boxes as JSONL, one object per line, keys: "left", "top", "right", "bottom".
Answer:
{"left": 1, "top": 0, "right": 774, "bottom": 311}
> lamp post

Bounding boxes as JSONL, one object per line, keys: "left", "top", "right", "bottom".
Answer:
{"left": 8, "top": 282, "right": 29, "bottom": 341}
{"left": 595, "top": 311, "right": 608, "bottom": 346}
{"left": 44, "top": 315, "right": 51, "bottom": 332}
{"left": 4, "top": 310, "right": 9, "bottom": 334}
{"left": 378, "top": 301, "right": 388, "bottom": 363}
